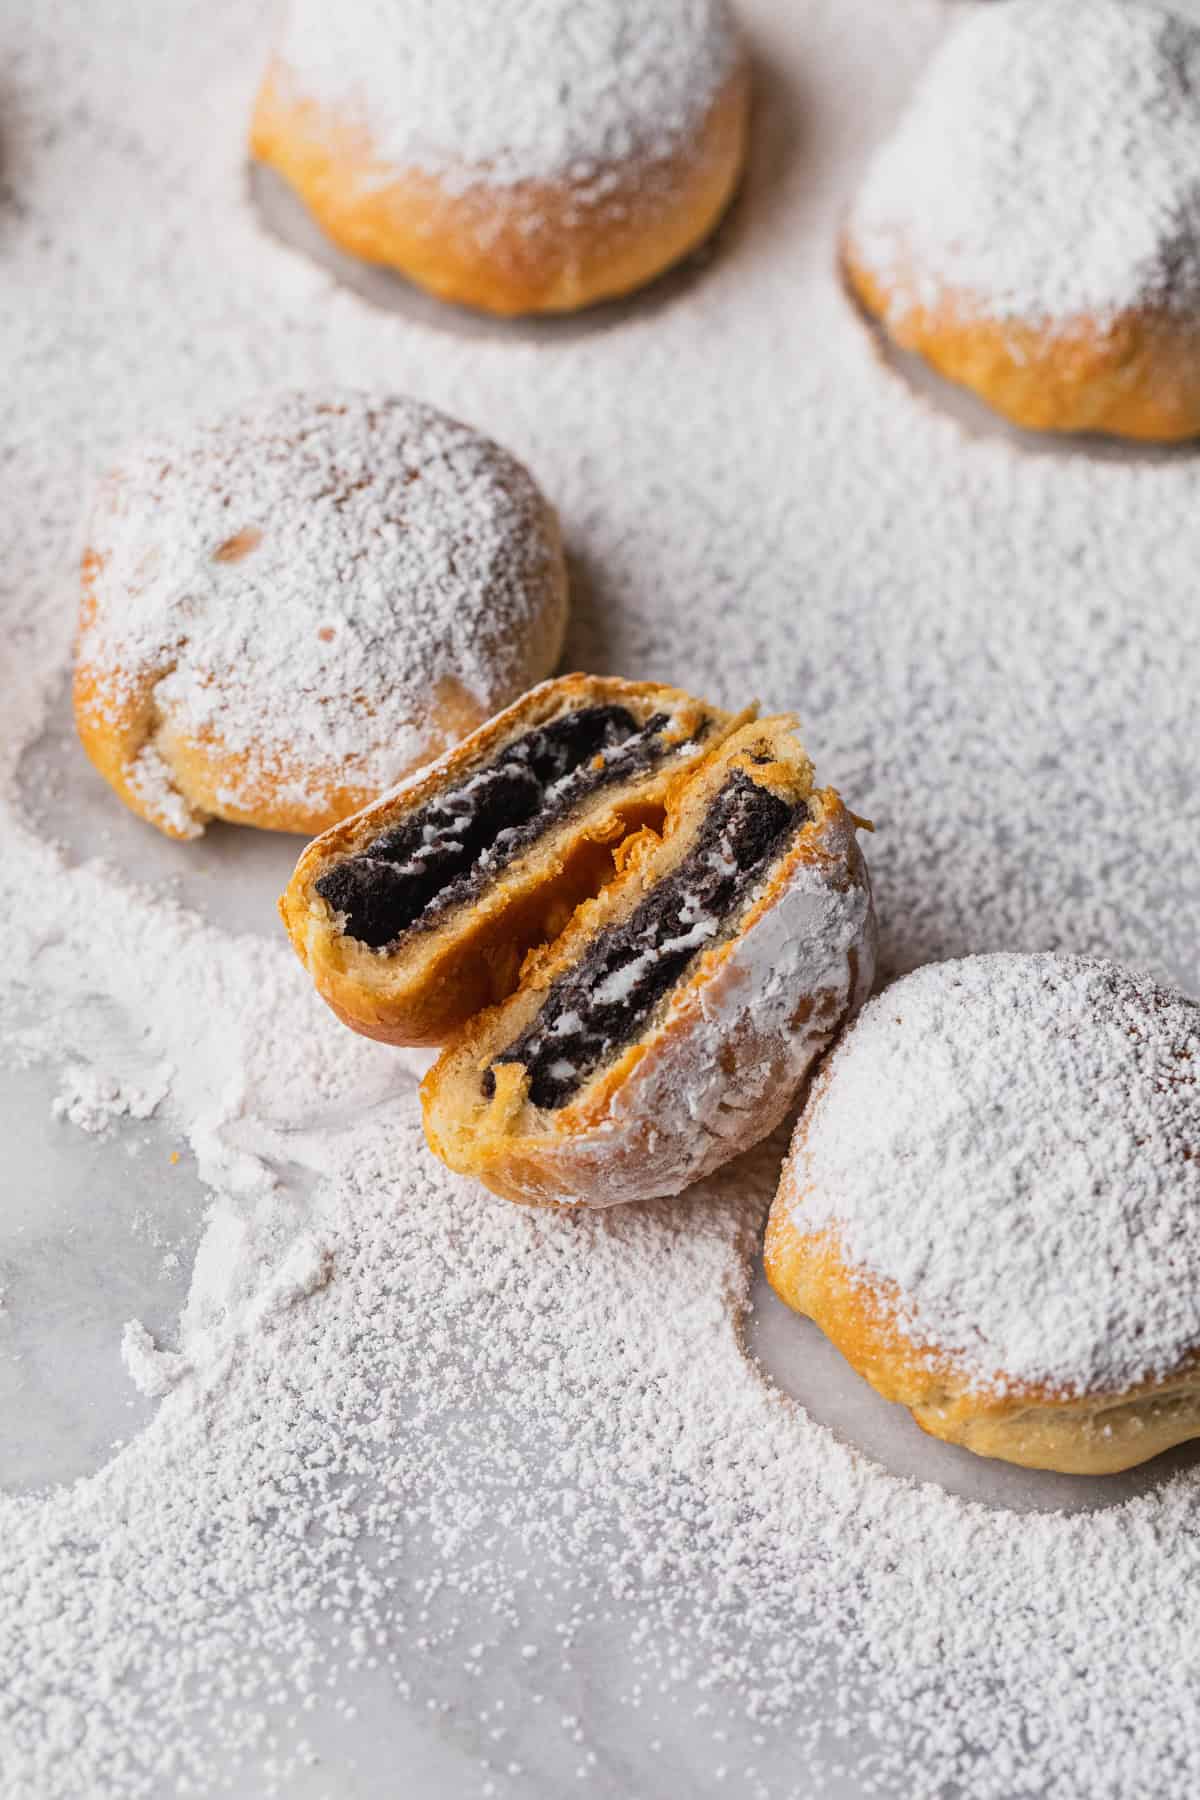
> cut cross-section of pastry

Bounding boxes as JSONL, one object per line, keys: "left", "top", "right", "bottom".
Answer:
{"left": 280, "top": 674, "right": 741, "bottom": 1045}
{"left": 422, "top": 716, "right": 876, "bottom": 1208}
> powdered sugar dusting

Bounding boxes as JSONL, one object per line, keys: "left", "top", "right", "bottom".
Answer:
{"left": 848, "top": 0, "right": 1200, "bottom": 327}
{"left": 126, "top": 742, "right": 204, "bottom": 838}
{"left": 120, "top": 1319, "right": 192, "bottom": 1399}
{"left": 274, "top": 0, "right": 742, "bottom": 192}
{"left": 787, "top": 953, "right": 1200, "bottom": 1396}
{"left": 3, "top": 0, "right": 1200, "bottom": 1795}
{"left": 79, "top": 390, "right": 566, "bottom": 829}
{"left": 52, "top": 1062, "right": 170, "bottom": 1138}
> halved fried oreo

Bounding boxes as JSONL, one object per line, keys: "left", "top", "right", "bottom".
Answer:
{"left": 421, "top": 716, "right": 876, "bottom": 1207}
{"left": 280, "top": 674, "right": 739, "bottom": 1045}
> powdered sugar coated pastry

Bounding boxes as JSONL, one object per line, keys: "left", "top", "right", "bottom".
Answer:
{"left": 74, "top": 390, "right": 568, "bottom": 839}
{"left": 250, "top": 0, "right": 749, "bottom": 314}
{"left": 843, "top": 0, "right": 1200, "bottom": 438}
{"left": 765, "top": 953, "right": 1200, "bottom": 1472}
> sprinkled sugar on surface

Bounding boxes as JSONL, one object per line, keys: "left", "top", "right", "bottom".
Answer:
{"left": 273, "top": 0, "right": 742, "bottom": 190}
{"left": 78, "top": 391, "right": 565, "bottom": 834}
{"left": 787, "top": 953, "right": 1200, "bottom": 1396}
{"left": 848, "top": 0, "right": 1200, "bottom": 327}
{"left": 3, "top": 0, "right": 1200, "bottom": 1796}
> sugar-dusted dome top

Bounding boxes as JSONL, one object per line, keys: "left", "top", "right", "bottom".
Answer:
{"left": 848, "top": 0, "right": 1200, "bottom": 327}
{"left": 272, "top": 0, "right": 743, "bottom": 192}
{"left": 787, "top": 952, "right": 1200, "bottom": 1397}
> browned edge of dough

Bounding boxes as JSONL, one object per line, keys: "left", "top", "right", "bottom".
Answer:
{"left": 250, "top": 57, "right": 751, "bottom": 317}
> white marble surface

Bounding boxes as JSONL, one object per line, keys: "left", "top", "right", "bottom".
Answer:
{"left": 7, "top": 1071, "right": 1197, "bottom": 1799}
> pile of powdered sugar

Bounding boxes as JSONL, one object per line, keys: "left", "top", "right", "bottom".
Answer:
{"left": 272, "top": 0, "right": 742, "bottom": 190}
{"left": 848, "top": 0, "right": 1200, "bottom": 326}
{"left": 51, "top": 1062, "right": 169, "bottom": 1138}
{"left": 3, "top": 1, "right": 1200, "bottom": 1797}
{"left": 787, "top": 953, "right": 1200, "bottom": 1396}
{"left": 79, "top": 390, "right": 565, "bottom": 835}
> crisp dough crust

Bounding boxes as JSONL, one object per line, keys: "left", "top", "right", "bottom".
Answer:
{"left": 421, "top": 717, "right": 876, "bottom": 1209}
{"left": 249, "top": 59, "right": 749, "bottom": 317}
{"left": 765, "top": 1093, "right": 1200, "bottom": 1478}
{"left": 843, "top": 241, "right": 1200, "bottom": 442}
{"left": 280, "top": 674, "right": 740, "bottom": 1047}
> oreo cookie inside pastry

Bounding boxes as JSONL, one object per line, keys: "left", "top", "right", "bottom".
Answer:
{"left": 765, "top": 954, "right": 1200, "bottom": 1475}
{"left": 422, "top": 716, "right": 876, "bottom": 1208}
{"left": 280, "top": 675, "right": 739, "bottom": 1046}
